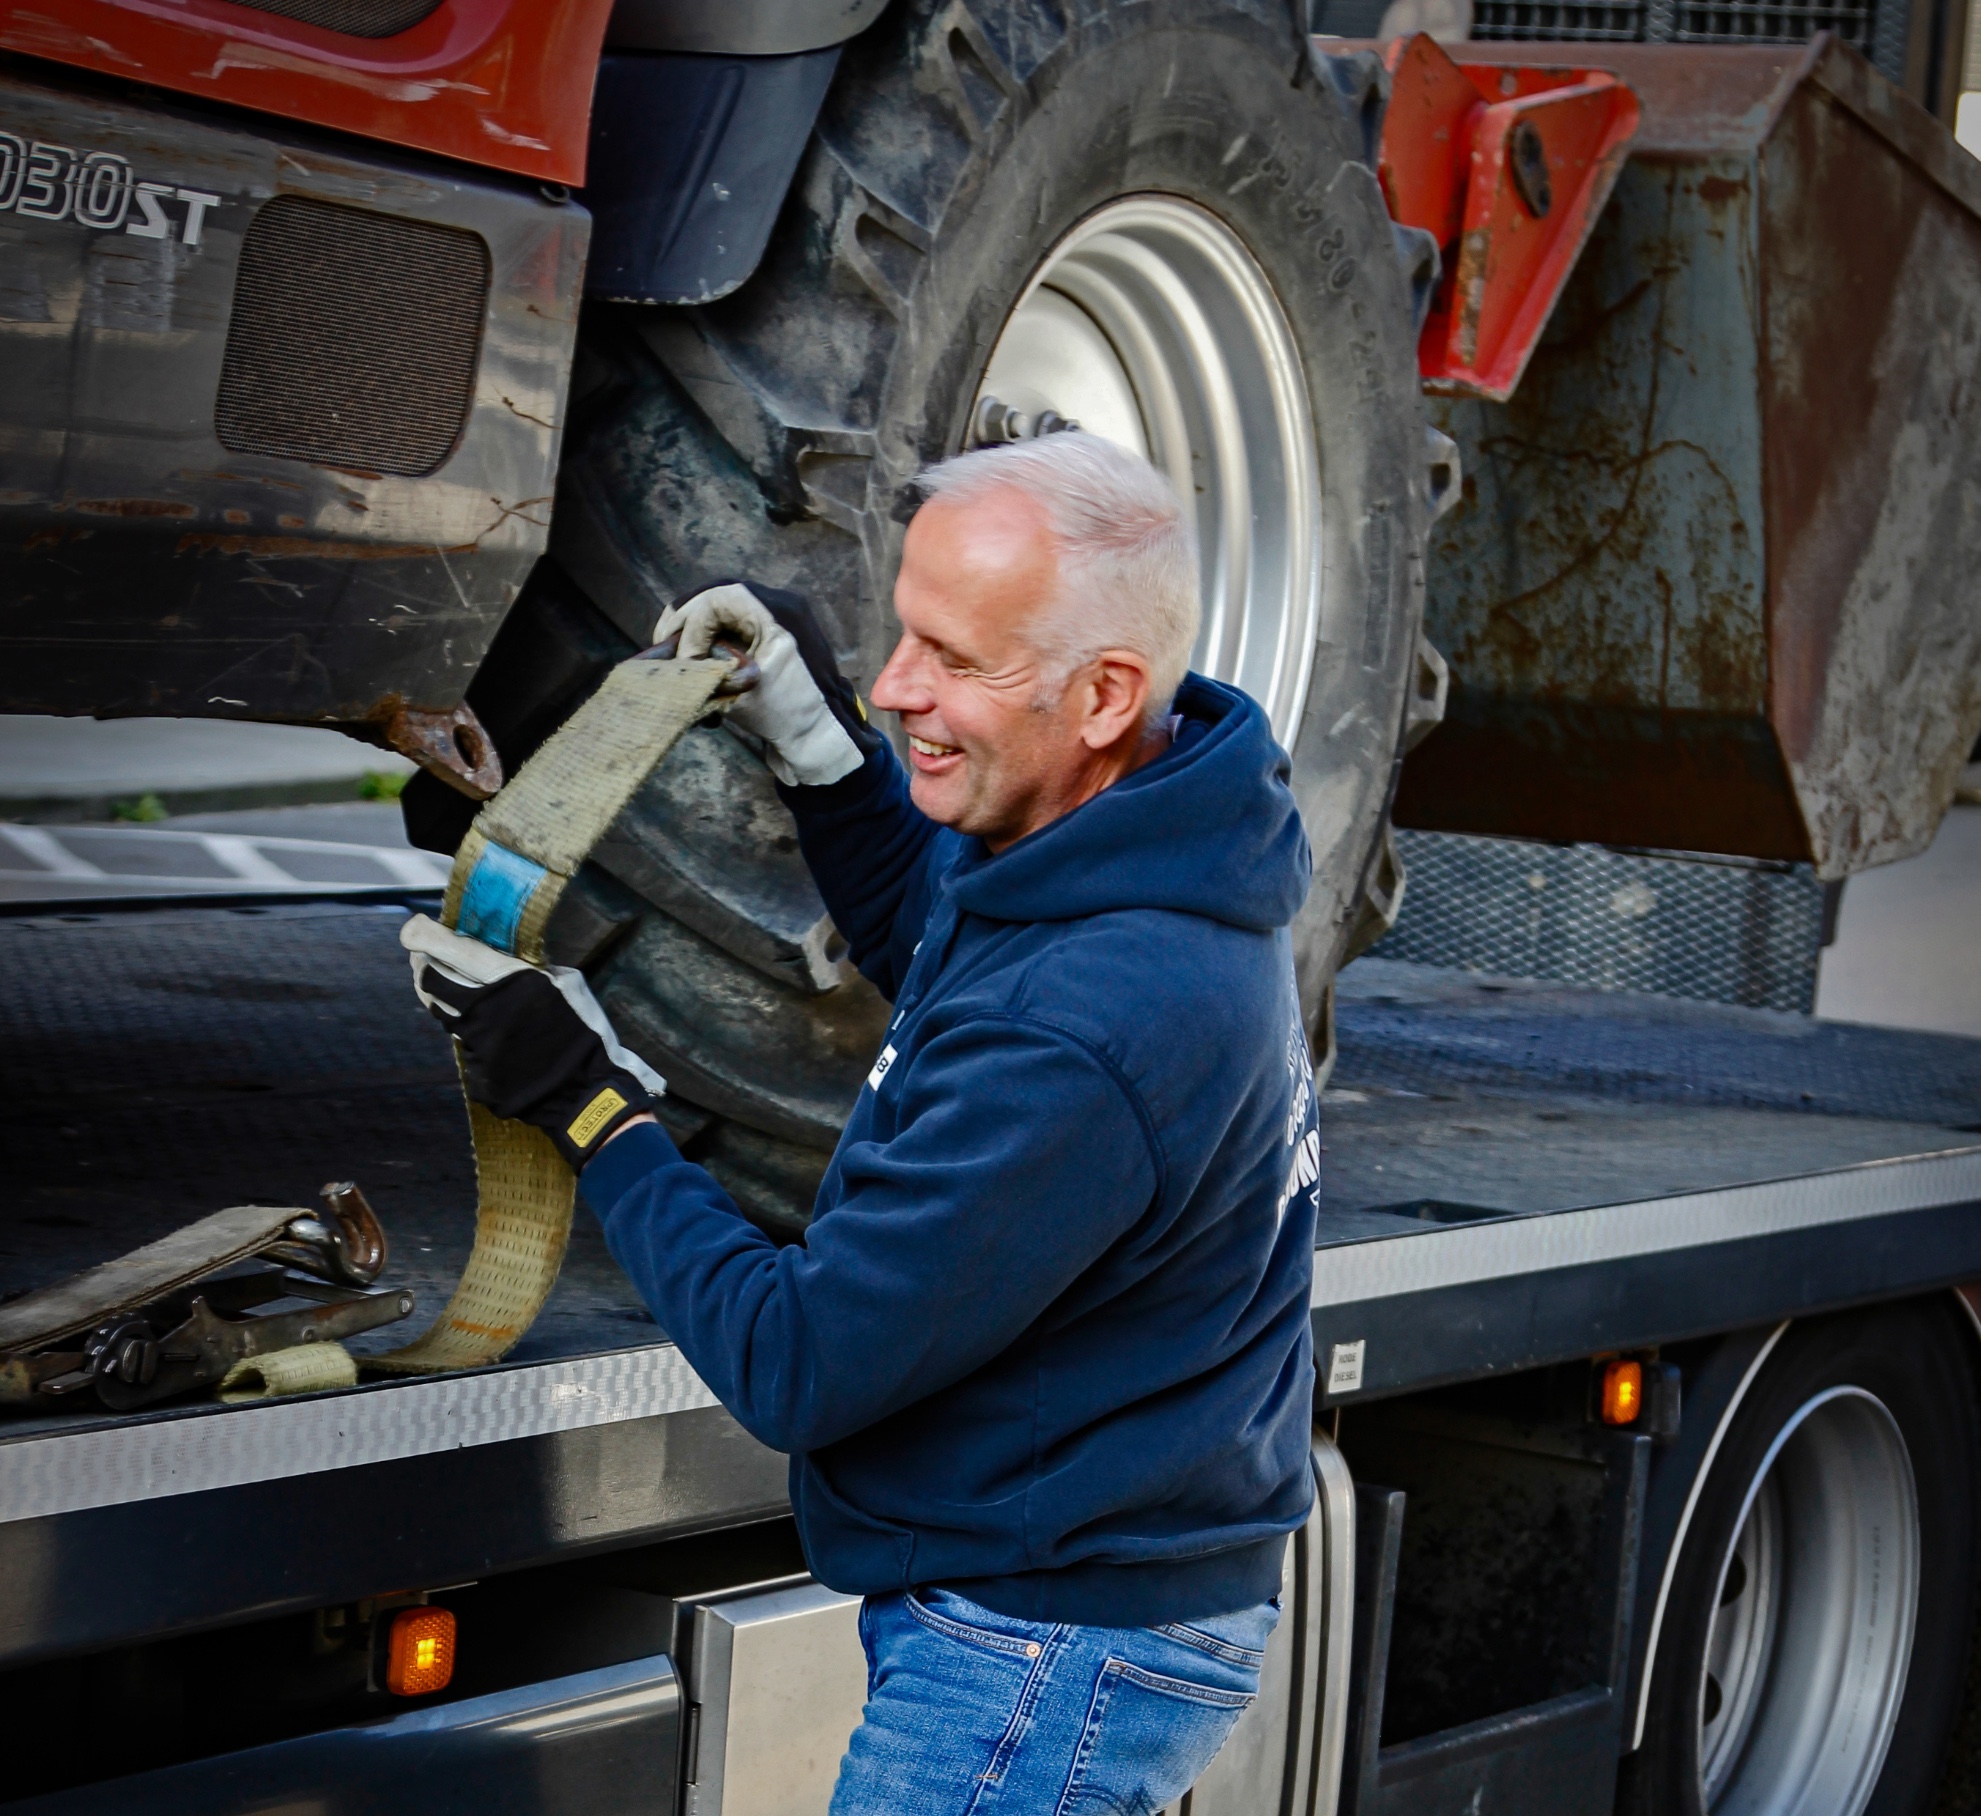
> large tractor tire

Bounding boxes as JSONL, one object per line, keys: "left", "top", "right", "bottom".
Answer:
{"left": 407, "top": 0, "right": 1440, "bottom": 1235}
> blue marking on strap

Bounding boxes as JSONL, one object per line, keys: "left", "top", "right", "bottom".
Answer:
{"left": 454, "top": 841, "right": 548, "bottom": 955}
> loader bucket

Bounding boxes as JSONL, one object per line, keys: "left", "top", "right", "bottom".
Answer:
{"left": 1394, "top": 37, "right": 1981, "bottom": 879}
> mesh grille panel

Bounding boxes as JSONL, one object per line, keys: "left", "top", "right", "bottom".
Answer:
{"left": 1372, "top": 830, "right": 1827, "bottom": 1012}
{"left": 232, "top": 0, "right": 442, "bottom": 37}
{"left": 216, "top": 197, "right": 489, "bottom": 478}
{"left": 1674, "top": 0, "right": 1876, "bottom": 44}
{"left": 1473, "top": 0, "right": 1887, "bottom": 53}
{"left": 1469, "top": 0, "right": 1648, "bottom": 38}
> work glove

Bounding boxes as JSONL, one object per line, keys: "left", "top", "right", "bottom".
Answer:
{"left": 653, "top": 581, "right": 879, "bottom": 787}
{"left": 401, "top": 914, "right": 665, "bottom": 1170}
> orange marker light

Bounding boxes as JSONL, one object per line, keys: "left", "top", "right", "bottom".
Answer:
{"left": 385, "top": 1606, "right": 457, "bottom": 1696}
{"left": 1601, "top": 1359, "right": 1644, "bottom": 1426}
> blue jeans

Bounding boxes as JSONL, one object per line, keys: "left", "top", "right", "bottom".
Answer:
{"left": 829, "top": 1588, "right": 1279, "bottom": 1815}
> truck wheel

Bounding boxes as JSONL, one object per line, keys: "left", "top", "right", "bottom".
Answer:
{"left": 412, "top": 0, "right": 1431, "bottom": 1232}
{"left": 1619, "top": 1302, "right": 1981, "bottom": 1816}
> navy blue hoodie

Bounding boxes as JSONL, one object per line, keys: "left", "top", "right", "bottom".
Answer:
{"left": 582, "top": 674, "right": 1322, "bottom": 1626}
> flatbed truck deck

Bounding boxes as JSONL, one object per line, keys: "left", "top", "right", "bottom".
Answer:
{"left": 6, "top": 900, "right": 1979, "bottom": 1804}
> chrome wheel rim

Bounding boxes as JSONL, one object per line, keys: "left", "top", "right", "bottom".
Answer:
{"left": 1700, "top": 1387, "right": 1919, "bottom": 1815}
{"left": 973, "top": 196, "right": 1321, "bottom": 743}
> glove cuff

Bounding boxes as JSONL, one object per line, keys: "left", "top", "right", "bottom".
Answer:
{"left": 547, "top": 1076, "right": 658, "bottom": 1170}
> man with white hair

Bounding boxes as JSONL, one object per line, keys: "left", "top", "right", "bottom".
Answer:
{"left": 420, "top": 433, "right": 1322, "bottom": 1813}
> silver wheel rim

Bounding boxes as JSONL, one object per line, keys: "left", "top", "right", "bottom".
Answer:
{"left": 1700, "top": 1387, "right": 1919, "bottom": 1816}
{"left": 972, "top": 196, "right": 1321, "bottom": 744}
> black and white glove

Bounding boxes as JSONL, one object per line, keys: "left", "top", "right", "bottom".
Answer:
{"left": 401, "top": 915, "right": 664, "bottom": 1170}
{"left": 654, "top": 581, "right": 880, "bottom": 787}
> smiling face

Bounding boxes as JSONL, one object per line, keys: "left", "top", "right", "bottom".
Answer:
{"left": 871, "top": 485, "right": 1157, "bottom": 850}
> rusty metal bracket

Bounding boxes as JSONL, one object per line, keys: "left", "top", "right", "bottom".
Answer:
{"left": 1373, "top": 34, "right": 1640, "bottom": 402}
{"left": 375, "top": 699, "right": 505, "bottom": 800}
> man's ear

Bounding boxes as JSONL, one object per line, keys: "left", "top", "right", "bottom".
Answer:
{"left": 1080, "top": 652, "right": 1154, "bottom": 750}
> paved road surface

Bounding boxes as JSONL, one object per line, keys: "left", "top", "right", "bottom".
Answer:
{"left": 1819, "top": 804, "right": 1981, "bottom": 1039}
{"left": 0, "top": 716, "right": 413, "bottom": 821}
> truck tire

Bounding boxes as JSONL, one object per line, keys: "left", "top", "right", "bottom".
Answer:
{"left": 1618, "top": 1302, "right": 1981, "bottom": 1816}
{"left": 409, "top": 0, "right": 1433, "bottom": 1232}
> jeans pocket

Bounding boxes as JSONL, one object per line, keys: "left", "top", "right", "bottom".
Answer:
{"left": 905, "top": 1588, "right": 1056, "bottom": 1661}
{"left": 1056, "top": 1659, "right": 1254, "bottom": 1816}
{"left": 1156, "top": 1596, "right": 1280, "bottom": 1668}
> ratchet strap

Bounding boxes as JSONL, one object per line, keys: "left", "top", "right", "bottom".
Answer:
{"left": 0, "top": 1203, "right": 303, "bottom": 1357}
{"left": 369, "top": 654, "right": 730, "bottom": 1376}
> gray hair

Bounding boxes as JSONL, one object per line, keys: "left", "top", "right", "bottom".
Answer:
{"left": 916, "top": 431, "right": 1201, "bottom": 725}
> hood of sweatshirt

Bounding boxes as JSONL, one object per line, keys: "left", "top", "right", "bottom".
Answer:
{"left": 943, "top": 674, "right": 1311, "bottom": 933}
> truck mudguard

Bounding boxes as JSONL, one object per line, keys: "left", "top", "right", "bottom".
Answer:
{"left": 583, "top": 48, "right": 843, "bottom": 306}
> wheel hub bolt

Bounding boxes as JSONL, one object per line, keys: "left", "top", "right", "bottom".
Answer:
{"left": 973, "top": 395, "right": 1079, "bottom": 447}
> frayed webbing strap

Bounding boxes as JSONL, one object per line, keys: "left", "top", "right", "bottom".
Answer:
{"left": 218, "top": 1342, "right": 359, "bottom": 1403}
{"left": 371, "top": 657, "right": 729, "bottom": 1377}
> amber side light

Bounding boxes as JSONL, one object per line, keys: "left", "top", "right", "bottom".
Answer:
{"left": 385, "top": 1606, "right": 457, "bottom": 1696}
{"left": 1600, "top": 1359, "right": 1644, "bottom": 1426}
